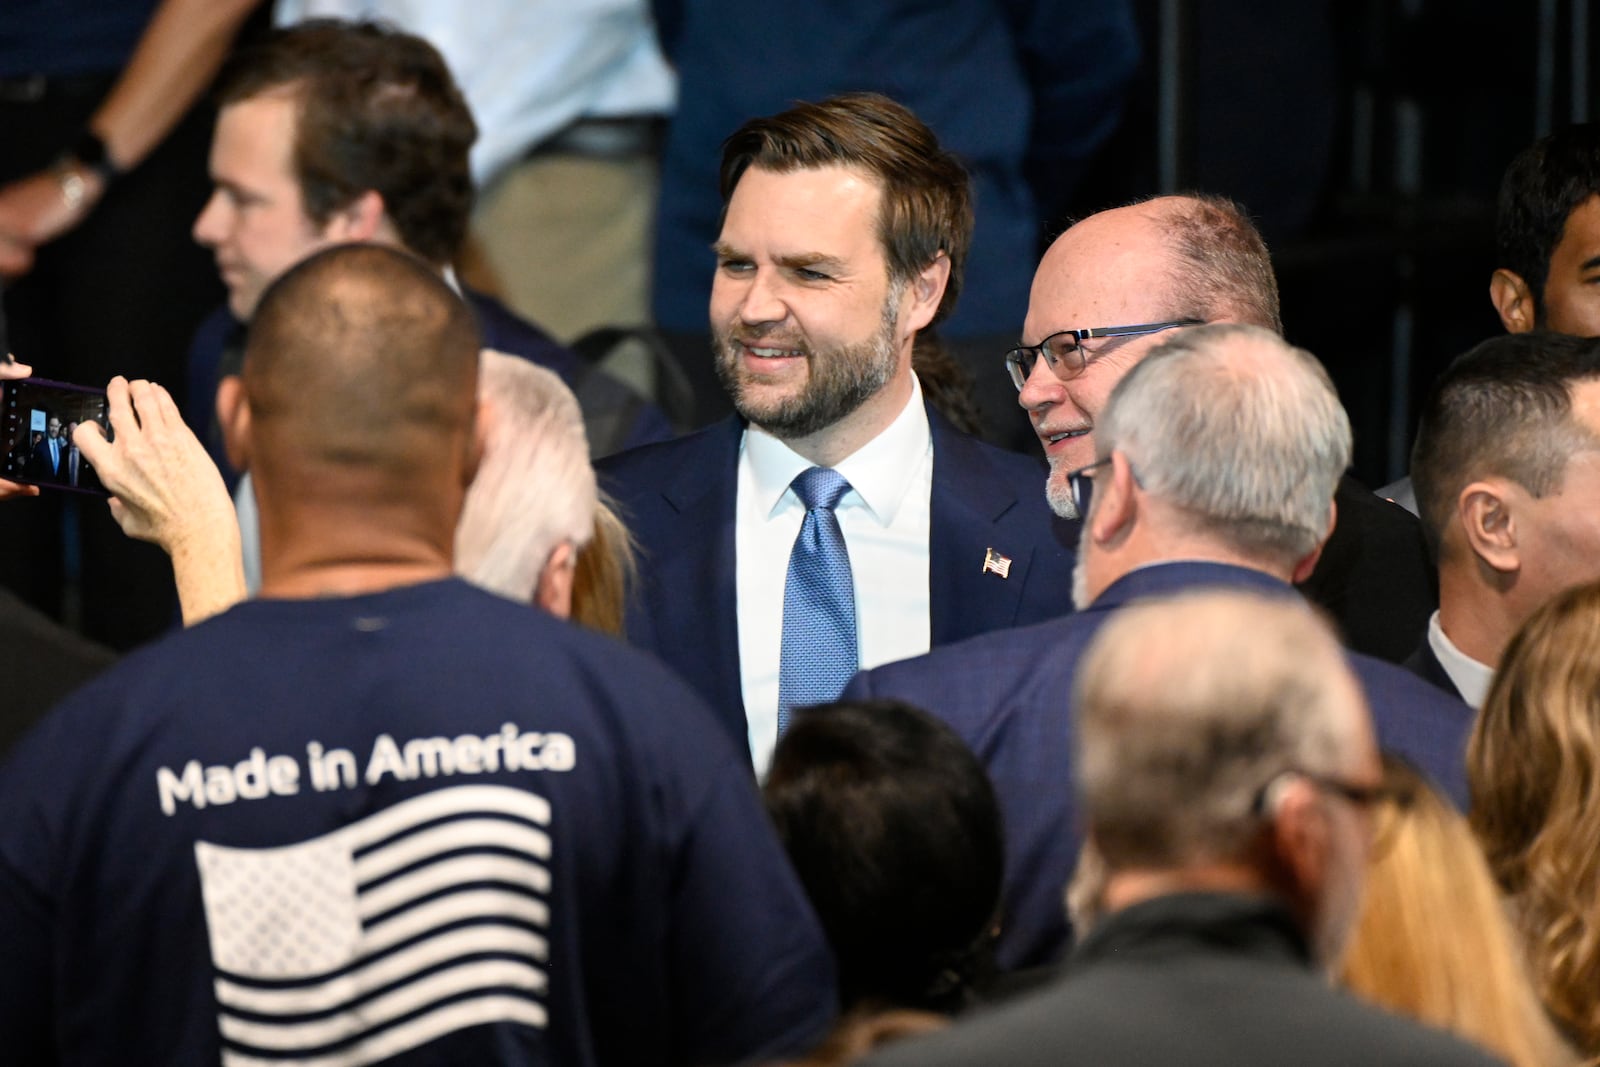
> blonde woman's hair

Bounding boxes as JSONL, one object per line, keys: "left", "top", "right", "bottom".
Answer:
{"left": 568, "top": 494, "right": 637, "bottom": 637}
{"left": 1342, "top": 757, "right": 1576, "bottom": 1067}
{"left": 1471, "top": 579, "right": 1600, "bottom": 1060}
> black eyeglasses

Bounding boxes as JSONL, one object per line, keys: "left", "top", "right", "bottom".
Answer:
{"left": 1064, "top": 457, "right": 1112, "bottom": 516}
{"left": 1253, "top": 769, "right": 1417, "bottom": 854}
{"left": 1005, "top": 319, "right": 1204, "bottom": 391}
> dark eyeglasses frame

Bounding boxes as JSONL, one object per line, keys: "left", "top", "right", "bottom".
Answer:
{"left": 1252, "top": 769, "right": 1417, "bottom": 854}
{"left": 1005, "top": 319, "right": 1205, "bottom": 391}
{"left": 1064, "top": 456, "right": 1112, "bottom": 516}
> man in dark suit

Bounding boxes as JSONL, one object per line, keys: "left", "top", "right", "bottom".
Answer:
{"left": 862, "top": 590, "right": 1503, "bottom": 1067}
{"left": 1407, "top": 331, "right": 1600, "bottom": 706}
{"left": 27, "top": 416, "right": 67, "bottom": 483}
{"left": 599, "top": 94, "right": 1077, "bottom": 774}
{"left": 847, "top": 325, "right": 1475, "bottom": 970}
{"left": 1008, "top": 193, "right": 1434, "bottom": 662}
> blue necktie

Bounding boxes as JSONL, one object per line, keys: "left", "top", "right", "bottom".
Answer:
{"left": 777, "top": 467, "right": 857, "bottom": 735}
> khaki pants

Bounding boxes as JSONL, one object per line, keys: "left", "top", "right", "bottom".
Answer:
{"left": 461, "top": 151, "right": 657, "bottom": 343}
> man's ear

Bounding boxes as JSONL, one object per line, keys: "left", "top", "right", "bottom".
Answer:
{"left": 1266, "top": 776, "right": 1331, "bottom": 914}
{"left": 534, "top": 540, "right": 577, "bottom": 619}
{"left": 1088, "top": 451, "right": 1139, "bottom": 547}
{"left": 1291, "top": 500, "right": 1337, "bottom": 584}
{"left": 1458, "top": 479, "right": 1521, "bottom": 575}
{"left": 216, "top": 374, "right": 251, "bottom": 474}
{"left": 900, "top": 252, "right": 952, "bottom": 337}
{"left": 322, "top": 190, "right": 388, "bottom": 244}
{"left": 465, "top": 393, "right": 492, "bottom": 490}
{"left": 1490, "top": 269, "right": 1537, "bottom": 334}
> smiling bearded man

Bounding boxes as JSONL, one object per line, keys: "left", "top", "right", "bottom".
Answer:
{"left": 600, "top": 92, "right": 1078, "bottom": 776}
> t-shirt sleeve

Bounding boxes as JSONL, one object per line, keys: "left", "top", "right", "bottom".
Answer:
{"left": 0, "top": 716, "right": 72, "bottom": 1063}
{"left": 667, "top": 765, "right": 838, "bottom": 1064}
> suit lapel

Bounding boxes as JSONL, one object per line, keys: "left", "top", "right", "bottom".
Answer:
{"left": 927, "top": 410, "right": 1034, "bottom": 643}
{"left": 645, "top": 419, "right": 747, "bottom": 741}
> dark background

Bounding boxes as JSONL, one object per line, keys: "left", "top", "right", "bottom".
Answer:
{"left": 1055, "top": 0, "right": 1595, "bottom": 486}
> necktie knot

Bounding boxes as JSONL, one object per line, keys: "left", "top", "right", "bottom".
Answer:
{"left": 792, "top": 467, "right": 850, "bottom": 512}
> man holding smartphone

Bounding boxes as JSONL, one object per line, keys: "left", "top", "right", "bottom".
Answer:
{"left": 0, "top": 244, "right": 837, "bottom": 1066}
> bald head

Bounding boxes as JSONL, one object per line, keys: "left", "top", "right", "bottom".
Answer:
{"left": 1020, "top": 195, "right": 1279, "bottom": 476}
{"left": 243, "top": 243, "right": 481, "bottom": 488}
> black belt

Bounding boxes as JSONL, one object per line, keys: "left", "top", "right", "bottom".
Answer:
{"left": 0, "top": 72, "right": 115, "bottom": 104}
{"left": 537, "top": 116, "right": 664, "bottom": 160}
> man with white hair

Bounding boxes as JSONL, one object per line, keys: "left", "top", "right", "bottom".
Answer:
{"left": 864, "top": 591, "right": 1502, "bottom": 1067}
{"left": 455, "top": 352, "right": 597, "bottom": 614}
{"left": 846, "top": 324, "right": 1472, "bottom": 970}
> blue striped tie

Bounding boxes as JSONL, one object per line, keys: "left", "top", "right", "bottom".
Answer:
{"left": 777, "top": 467, "right": 857, "bottom": 735}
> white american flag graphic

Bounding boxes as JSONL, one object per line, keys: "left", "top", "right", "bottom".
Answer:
{"left": 194, "top": 784, "right": 553, "bottom": 1066}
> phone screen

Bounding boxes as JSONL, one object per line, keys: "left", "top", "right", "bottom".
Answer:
{"left": 1, "top": 378, "right": 112, "bottom": 496}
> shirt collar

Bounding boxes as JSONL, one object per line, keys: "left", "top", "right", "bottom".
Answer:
{"left": 743, "top": 374, "right": 931, "bottom": 524}
{"left": 1428, "top": 610, "right": 1494, "bottom": 708}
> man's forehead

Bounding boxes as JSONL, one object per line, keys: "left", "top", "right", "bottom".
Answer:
{"left": 1025, "top": 211, "right": 1176, "bottom": 330}
{"left": 719, "top": 164, "right": 886, "bottom": 259}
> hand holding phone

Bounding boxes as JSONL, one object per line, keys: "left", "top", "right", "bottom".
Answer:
{"left": 0, "top": 354, "right": 38, "bottom": 499}
{"left": 75, "top": 376, "right": 246, "bottom": 623}
{"left": 0, "top": 375, "right": 106, "bottom": 495}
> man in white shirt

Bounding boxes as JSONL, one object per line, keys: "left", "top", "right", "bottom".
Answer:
{"left": 1408, "top": 330, "right": 1600, "bottom": 705}
{"left": 599, "top": 93, "right": 1077, "bottom": 774}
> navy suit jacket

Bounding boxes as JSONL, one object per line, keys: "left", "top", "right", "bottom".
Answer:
{"left": 1403, "top": 633, "right": 1467, "bottom": 702}
{"left": 598, "top": 407, "right": 1079, "bottom": 754}
{"left": 844, "top": 561, "right": 1476, "bottom": 971}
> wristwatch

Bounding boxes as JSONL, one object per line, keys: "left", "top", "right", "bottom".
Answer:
{"left": 67, "top": 129, "right": 122, "bottom": 185}
{"left": 52, "top": 129, "right": 121, "bottom": 211}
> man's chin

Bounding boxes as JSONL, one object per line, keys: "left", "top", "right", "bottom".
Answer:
{"left": 1046, "top": 470, "right": 1080, "bottom": 521}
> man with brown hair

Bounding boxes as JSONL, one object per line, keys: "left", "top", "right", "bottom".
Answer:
{"left": 0, "top": 244, "right": 836, "bottom": 1065}
{"left": 187, "top": 19, "right": 666, "bottom": 484}
{"left": 600, "top": 93, "right": 1076, "bottom": 775}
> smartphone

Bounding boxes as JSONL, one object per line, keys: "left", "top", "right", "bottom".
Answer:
{"left": 1, "top": 377, "right": 112, "bottom": 496}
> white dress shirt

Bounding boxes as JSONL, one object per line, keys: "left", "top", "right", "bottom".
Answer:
{"left": 274, "top": 0, "right": 676, "bottom": 185}
{"left": 736, "top": 376, "right": 934, "bottom": 775}
{"left": 1427, "top": 610, "right": 1494, "bottom": 709}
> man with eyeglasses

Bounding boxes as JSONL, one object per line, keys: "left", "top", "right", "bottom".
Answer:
{"left": 846, "top": 324, "right": 1472, "bottom": 971}
{"left": 1006, "top": 193, "right": 1435, "bottom": 664}
{"left": 862, "top": 590, "right": 1500, "bottom": 1067}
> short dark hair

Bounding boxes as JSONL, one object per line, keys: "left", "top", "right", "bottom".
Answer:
{"left": 719, "top": 92, "right": 974, "bottom": 327}
{"left": 1496, "top": 124, "right": 1600, "bottom": 319}
{"left": 1411, "top": 331, "right": 1600, "bottom": 555}
{"left": 218, "top": 19, "right": 476, "bottom": 264}
{"left": 764, "top": 699, "right": 1003, "bottom": 1014}
{"left": 246, "top": 243, "right": 480, "bottom": 480}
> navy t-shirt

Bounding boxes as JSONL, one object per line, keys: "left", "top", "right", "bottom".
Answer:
{"left": 0, "top": 579, "right": 835, "bottom": 1065}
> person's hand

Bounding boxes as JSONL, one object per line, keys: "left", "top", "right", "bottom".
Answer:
{"left": 0, "top": 166, "right": 103, "bottom": 279}
{"left": 0, "top": 229, "right": 33, "bottom": 278}
{"left": 0, "top": 357, "right": 39, "bottom": 499}
{"left": 76, "top": 376, "right": 246, "bottom": 622}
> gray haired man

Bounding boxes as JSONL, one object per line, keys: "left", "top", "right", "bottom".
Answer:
{"left": 862, "top": 591, "right": 1503, "bottom": 1067}
{"left": 846, "top": 324, "right": 1474, "bottom": 970}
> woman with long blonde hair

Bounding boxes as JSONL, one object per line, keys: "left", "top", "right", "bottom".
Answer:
{"left": 1470, "top": 579, "right": 1600, "bottom": 1061}
{"left": 1341, "top": 756, "right": 1575, "bottom": 1067}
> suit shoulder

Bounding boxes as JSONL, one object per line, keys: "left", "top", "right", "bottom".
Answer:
{"left": 599, "top": 418, "right": 739, "bottom": 484}
{"left": 463, "top": 288, "right": 582, "bottom": 381}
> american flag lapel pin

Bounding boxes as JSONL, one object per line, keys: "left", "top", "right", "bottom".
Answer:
{"left": 982, "top": 547, "right": 1012, "bottom": 579}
